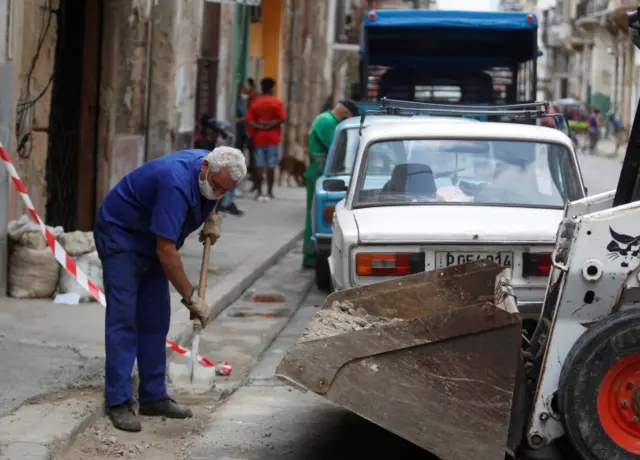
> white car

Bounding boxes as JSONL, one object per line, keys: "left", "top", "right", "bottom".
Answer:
{"left": 327, "top": 119, "right": 586, "bottom": 321}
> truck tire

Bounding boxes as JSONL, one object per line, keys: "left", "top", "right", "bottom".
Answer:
{"left": 315, "top": 253, "right": 331, "bottom": 292}
{"left": 558, "top": 309, "right": 640, "bottom": 460}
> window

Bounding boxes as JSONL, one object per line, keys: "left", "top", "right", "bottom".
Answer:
{"left": 354, "top": 139, "right": 582, "bottom": 208}
{"left": 250, "top": 5, "right": 262, "bottom": 23}
{"left": 327, "top": 128, "right": 360, "bottom": 176}
{"left": 414, "top": 85, "right": 462, "bottom": 103}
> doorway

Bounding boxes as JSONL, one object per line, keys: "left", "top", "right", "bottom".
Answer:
{"left": 46, "top": 0, "right": 103, "bottom": 231}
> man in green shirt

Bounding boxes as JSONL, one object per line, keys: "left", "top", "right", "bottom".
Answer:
{"left": 303, "top": 99, "right": 359, "bottom": 268}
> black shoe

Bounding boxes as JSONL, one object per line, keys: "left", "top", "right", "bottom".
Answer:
{"left": 227, "top": 202, "right": 244, "bottom": 216}
{"left": 139, "top": 398, "right": 193, "bottom": 419}
{"left": 109, "top": 402, "right": 142, "bottom": 432}
{"left": 268, "top": 192, "right": 275, "bottom": 200}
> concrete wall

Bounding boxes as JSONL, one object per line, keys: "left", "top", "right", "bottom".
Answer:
{"left": 217, "top": 3, "right": 235, "bottom": 121}
{"left": 4, "top": 0, "right": 204, "bottom": 217}
{"left": 146, "top": 0, "right": 203, "bottom": 158}
{"left": 97, "top": 0, "right": 152, "bottom": 201}
{"left": 0, "top": 0, "right": 13, "bottom": 296}
{"left": 281, "top": 0, "right": 331, "bottom": 161}
{"left": 9, "top": 0, "right": 59, "bottom": 221}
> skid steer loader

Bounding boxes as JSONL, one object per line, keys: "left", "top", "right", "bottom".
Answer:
{"left": 275, "top": 9, "right": 640, "bottom": 460}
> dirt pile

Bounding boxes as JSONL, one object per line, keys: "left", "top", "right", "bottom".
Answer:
{"left": 301, "top": 300, "right": 401, "bottom": 341}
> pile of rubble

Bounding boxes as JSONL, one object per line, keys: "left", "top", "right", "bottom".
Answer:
{"left": 7, "top": 215, "right": 103, "bottom": 301}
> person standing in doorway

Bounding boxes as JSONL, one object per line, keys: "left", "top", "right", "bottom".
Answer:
{"left": 246, "top": 77, "right": 287, "bottom": 202}
{"left": 302, "top": 100, "right": 359, "bottom": 269}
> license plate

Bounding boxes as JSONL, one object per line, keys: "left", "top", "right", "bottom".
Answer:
{"left": 435, "top": 251, "right": 513, "bottom": 268}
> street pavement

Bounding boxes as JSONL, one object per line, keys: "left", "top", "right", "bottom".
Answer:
{"left": 57, "top": 241, "right": 313, "bottom": 460}
{"left": 576, "top": 136, "right": 623, "bottom": 196}
{"left": 177, "top": 148, "right": 627, "bottom": 460}
{"left": 0, "top": 183, "right": 305, "bottom": 460}
{"left": 0, "top": 146, "right": 625, "bottom": 460}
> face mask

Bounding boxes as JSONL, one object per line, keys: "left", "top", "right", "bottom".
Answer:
{"left": 199, "top": 178, "right": 220, "bottom": 200}
{"left": 240, "top": 94, "right": 248, "bottom": 100}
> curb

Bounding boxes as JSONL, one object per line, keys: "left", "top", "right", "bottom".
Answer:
{"left": 47, "top": 402, "right": 105, "bottom": 460}
{"left": 181, "top": 275, "right": 314, "bottom": 408}
{"left": 0, "top": 390, "right": 105, "bottom": 460}
{"left": 167, "top": 227, "right": 304, "bottom": 359}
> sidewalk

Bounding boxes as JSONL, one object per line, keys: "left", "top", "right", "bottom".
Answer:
{"left": 576, "top": 133, "right": 624, "bottom": 160}
{"left": 0, "top": 184, "right": 305, "bottom": 460}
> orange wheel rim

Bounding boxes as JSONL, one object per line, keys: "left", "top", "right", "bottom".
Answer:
{"left": 597, "top": 351, "right": 640, "bottom": 454}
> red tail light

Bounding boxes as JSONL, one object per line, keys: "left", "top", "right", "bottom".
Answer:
{"left": 523, "top": 252, "right": 552, "bottom": 277}
{"left": 355, "top": 252, "right": 425, "bottom": 276}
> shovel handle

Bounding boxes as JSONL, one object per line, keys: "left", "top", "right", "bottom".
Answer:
{"left": 198, "top": 236, "right": 213, "bottom": 300}
{"left": 191, "top": 235, "right": 213, "bottom": 330}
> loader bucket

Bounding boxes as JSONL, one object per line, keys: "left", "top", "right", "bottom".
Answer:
{"left": 275, "top": 260, "right": 523, "bottom": 460}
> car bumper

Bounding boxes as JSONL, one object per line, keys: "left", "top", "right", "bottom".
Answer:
{"left": 314, "top": 234, "right": 332, "bottom": 257}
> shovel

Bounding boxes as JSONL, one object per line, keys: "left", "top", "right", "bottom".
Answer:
{"left": 168, "top": 235, "right": 217, "bottom": 391}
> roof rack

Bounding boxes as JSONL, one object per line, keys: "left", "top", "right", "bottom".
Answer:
{"left": 358, "top": 97, "right": 569, "bottom": 136}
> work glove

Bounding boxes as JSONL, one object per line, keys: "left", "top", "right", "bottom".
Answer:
{"left": 183, "top": 291, "right": 210, "bottom": 328}
{"left": 199, "top": 214, "right": 222, "bottom": 245}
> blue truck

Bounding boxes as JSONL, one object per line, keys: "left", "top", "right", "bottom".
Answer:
{"left": 312, "top": 8, "right": 541, "bottom": 291}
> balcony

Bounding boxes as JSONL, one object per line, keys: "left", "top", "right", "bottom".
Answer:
{"left": 575, "top": 0, "right": 610, "bottom": 32}
{"left": 606, "top": 0, "right": 638, "bottom": 29}
{"left": 498, "top": 0, "right": 525, "bottom": 12}
{"left": 547, "top": 22, "right": 571, "bottom": 47}
{"left": 567, "top": 22, "right": 589, "bottom": 50}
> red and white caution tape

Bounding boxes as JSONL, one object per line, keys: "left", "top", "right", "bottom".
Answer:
{"left": 0, "top": 142, "right": 229, "bottom": 373}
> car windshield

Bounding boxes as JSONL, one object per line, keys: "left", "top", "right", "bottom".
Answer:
{"left": 326, "top": 128, "right": 360, "bottom": 176}
{"left": 353, "top": 139, "right": 583, "bottom": 208}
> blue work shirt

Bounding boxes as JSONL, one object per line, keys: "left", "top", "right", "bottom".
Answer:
{"left": 95, "top": 149, "right": 218, "bottom": 258}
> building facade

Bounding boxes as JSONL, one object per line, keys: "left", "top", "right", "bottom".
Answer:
{"left": 5, "top": 0, "right": 205, "bottom": 233}
{"left": 537, "top": 0, "right": 637, "bottom": 128}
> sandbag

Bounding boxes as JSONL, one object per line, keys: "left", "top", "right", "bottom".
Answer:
{"left": 57, "top": 231, "right": 95, "bottom": 257}
{"left": 8, "top": 246, "right": 59, "bottom": 299}
{"left": 58, "top": 251, "right": 103, "bottom": 302}
{"left": 7, "top": 215, "right": 63, "bottom": 249}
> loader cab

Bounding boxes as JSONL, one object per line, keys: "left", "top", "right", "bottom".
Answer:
{"left": 614, "top": 8, "right": 640, "bottom": 207}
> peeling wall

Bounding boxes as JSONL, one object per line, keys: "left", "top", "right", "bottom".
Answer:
{"left": 174, "top": 0, "right": 199, "bottom": 136}
{"left": 281, "top": 0, "right": 332, "bottom": 161}
{"left": 97, "top": 0, "right": 152, "bottom": 202}
{"left": 217, "top": 3, "right": 235, "bottom": 121}
{"left": 147, "top": 0, "right": 203, "bottom": 159}
{"left": 10, "top": 0, "right": 59, "bottom": 221}
{"left": 7, "top": 0, "right": 204, "bottom": 222}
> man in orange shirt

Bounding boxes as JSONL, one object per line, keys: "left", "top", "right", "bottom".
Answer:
{"left": 246, "top": 77, "right": 287, "bottom": 202}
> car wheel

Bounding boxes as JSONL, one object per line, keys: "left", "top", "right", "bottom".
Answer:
{"left": 315, "top": 253, "right": 331, "bottom": 292}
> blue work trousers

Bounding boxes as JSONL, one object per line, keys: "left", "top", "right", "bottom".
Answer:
{"left": 220, "top": 187, "right": 236, "bottom": 207}
{"left": 95, "top": 230, "right": 171, "bottom": 408}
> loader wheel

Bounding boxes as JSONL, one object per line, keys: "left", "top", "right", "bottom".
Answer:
{"left": 558, "top": 309, "right": 640, "bottom": 460}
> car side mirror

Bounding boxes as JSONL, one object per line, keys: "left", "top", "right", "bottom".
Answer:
{"left": 323, "top": 179, "right": 348, "bottom": 192}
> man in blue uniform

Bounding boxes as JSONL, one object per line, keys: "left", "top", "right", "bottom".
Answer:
{"left": 94, "top": 146, "right": 247, "bottom": 432}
